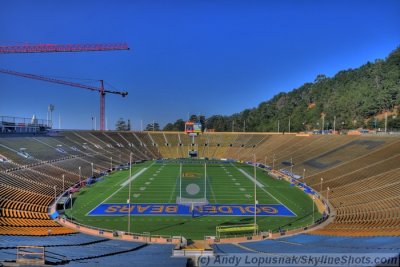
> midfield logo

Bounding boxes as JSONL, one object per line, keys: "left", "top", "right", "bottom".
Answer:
{"left": 177, "top": 164, "right": 208, "bottom": 206}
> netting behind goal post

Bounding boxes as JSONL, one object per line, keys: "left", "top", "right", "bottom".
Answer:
{"left": 176, "top": 162, "right": 208, "bottom": 206}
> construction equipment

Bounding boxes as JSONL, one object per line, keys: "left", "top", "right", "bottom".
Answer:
{"left": 0, "top": 43, "right": 129, "bottom": 54}
{"left": 0, "top": 68, "right": 128, "bottom": 130}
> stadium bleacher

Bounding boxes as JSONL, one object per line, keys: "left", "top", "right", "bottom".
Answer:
{"left": 1, "top": 131, "right": 399, "bottom": 265}
{"left": 213, "top": 234, "right": 400, "bottom": 254}
{"left": 0, "top": 233, "right": 186, "bottom": 266}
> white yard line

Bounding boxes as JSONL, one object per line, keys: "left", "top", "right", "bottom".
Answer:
{"left": 99, "top": 162, "right": 155, "bottom": 205}
{"left": 120, "top": 168, "right": 148, "bottom": 187}
{"left": 168, "top": 171, "right": 179, "bottom": 203}
{"left": 208, "top": 176, "right": 218, "bottom": 203}
{"left": 237, "top": 169, "right": 265, "bottom": 188}
{"left": 231, "top": 163, "right": 285, "bottom": 206}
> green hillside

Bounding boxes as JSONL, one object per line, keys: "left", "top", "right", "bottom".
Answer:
{"left": 164, "top": 47, "right": 400, "bottom": 132}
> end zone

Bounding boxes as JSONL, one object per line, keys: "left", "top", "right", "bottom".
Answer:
{"left": 87, "top": 203, "right": 296, "bottom": 217}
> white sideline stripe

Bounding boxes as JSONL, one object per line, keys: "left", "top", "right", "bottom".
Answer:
{"left": 238, "top": 168, "right": 264, "bottom": 188}
{"left": 120, "top": 168, "right": 148, "bottom": 187}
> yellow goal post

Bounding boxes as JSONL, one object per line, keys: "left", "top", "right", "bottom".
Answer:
{"left": 216, "top": 224, "right": 258, "bottom": 238}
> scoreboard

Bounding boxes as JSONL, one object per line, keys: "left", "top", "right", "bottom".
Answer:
{"left": 185, "top": 121, "right": 202, "bottom": 135}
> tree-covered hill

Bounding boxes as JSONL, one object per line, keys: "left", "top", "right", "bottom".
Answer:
{"left": 164, "top": 47, "right": 400, "bottom": 132}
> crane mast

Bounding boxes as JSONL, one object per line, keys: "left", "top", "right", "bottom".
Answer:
{"left": 0, "top": 68, "right": 128, "bottom": 131}
{"left": 0, "top": 42, "right": 129, "bottom": 130}
{"left": 100, "top": 80, "right": 106, "bottom": 131}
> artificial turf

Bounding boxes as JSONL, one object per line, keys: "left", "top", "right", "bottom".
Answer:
{"left": 64, "top": 159, "right": 321, "bottom": 240}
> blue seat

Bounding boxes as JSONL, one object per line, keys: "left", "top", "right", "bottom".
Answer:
{"left": 212, "top": 234, "right": 400, "bottom": 255}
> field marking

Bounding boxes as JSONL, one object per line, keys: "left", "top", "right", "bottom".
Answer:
{"left": 208, "top": 176, "right": 218, "bottom": 203}
{"left": 87, "top": 203, "right": 296, "bottom": 217}
{"left": 120, "top": 168, "right": 148, "bottom": 187}
{"left": 237, "top": 168, "right": 265, "bottom": 188}
{"left": 231, "top": 164, "right": 289, "bottom": 207}
{"left": 168, "top": 172, "right": 179, "bottom": 203}
{"left": 102, "top": 162, "right": 155, "bottom": 204}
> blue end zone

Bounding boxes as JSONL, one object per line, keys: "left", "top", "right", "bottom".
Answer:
{"left": 88, "top": 203, "right": 296, "bottom": 217}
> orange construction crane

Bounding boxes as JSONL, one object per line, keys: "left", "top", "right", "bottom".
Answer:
{"left": 0, "top": 68, "right": 128, "bottom": 130}
{"left": 0, "top": 43, "right": 129, "bottom": 54}
{"left": 0, "top": 42, "right": 129, "bottom": 130}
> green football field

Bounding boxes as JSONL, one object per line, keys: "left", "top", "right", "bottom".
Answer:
{"left": 64, "top": 159, "right": 321, "bottom": 240}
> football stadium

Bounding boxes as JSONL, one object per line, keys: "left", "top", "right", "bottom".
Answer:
{"left": 1, "top": 130, "right": 399, "bottom": 266}
{"left": 1, "top": 1, "right": 400, "bottom": 267}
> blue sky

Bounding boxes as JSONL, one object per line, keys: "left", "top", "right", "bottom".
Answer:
{"left": 0, "top": 0, "right": 399, "bottom": 130}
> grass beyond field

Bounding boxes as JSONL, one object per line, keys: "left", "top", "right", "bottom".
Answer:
{"left": 64, "top": 160, "right": 321, "bottom": 240}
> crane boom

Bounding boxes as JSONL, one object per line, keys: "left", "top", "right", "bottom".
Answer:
{"left": 0, "top": 68, "right": 128, "bottom": 95}
{"left": 0, "top": 43, "right": 129, "bottom": 54}
{"left": 0, "top": 68, "right": 128, "bottom": 130}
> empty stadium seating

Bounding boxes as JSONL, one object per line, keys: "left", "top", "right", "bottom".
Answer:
{"left": 0, "top": 233, "right": 186, "bottom": 266}
{"left": 213, "top": 234, "right": 400, "bottom": 253}
{"left": 0, "top": 131, "right": 399, "bottom": 257}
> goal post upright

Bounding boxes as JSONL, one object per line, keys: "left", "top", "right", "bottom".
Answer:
{"left": 204, "top": 162, "right": 207, "bottom": 200}
{"left": 179, "top": 162, "right": 182, "bottom": 200}
{"left": 253, "top": 154, "right": 257, "bottom": 234}
{"left": 177, "top": 158, "right": 208, "bottom": 206}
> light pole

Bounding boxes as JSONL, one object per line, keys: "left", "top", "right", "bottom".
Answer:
{"left": 128, "top": 152, "right": 132, "bottom": 233}
{"left": 91, "top": 163, "right": 94, "bottom": 177}
{"left": 320, "top": 177, "right": 323, "bottom": 193}
{"left": 333, "top": 116, "right": 336, "bottom": 133}
{"left": 272, "top": 154, "right": 276, "bottom": 170}
{"left": 62, "top": 174, "right": 65, "bottom": 192}
{"left": 70, "top": 193, "right": 73, "bottom": 221}
{"left": 78, "top": 166, "right": 81, "bottom": 186}
{"left": 204, "top": 162, "right": 207, "bottom": 201}
{"left": 290, "top": 157, "right": 293, "bottom": 174}
{"left": 253, "top": 154, "right": 257, "bottom": 235}
{"left": 179, "top": 163, "right": 182, "bottom": 201}
{"left": 327, "top": 187, "right": 330, "bottom": 202}
{"left": 312, "top": 195, "right": 315, "bottom": 224}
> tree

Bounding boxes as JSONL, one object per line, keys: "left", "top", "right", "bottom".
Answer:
{"left": 162, "top": 47, "right": 400, "bottom": 133}
{"left": 163, "top": 119, "right": 186, "bottom": 131}
{"left": 173, "top": 119, "right": 186, "bottom": 131}
{"left": 189, "top": 114, "right": 198, "bottom": 122}
{"left": 146, "top": 122, "right": 160, "bottom": 131}
{"left": 115, "top": 118, "right": 130, "bottom": 131}
{"left": 163, "top": 123, "right": 174, "bottom": 131}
